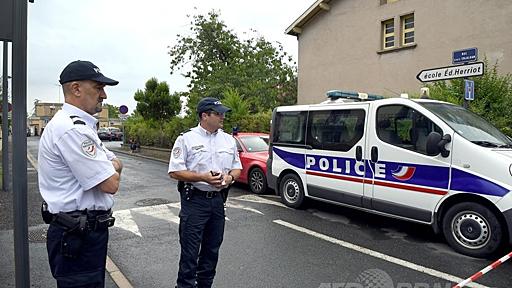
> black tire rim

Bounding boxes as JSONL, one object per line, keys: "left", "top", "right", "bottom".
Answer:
{"left": 283, "top": 179, "right": 299, "bottom": 203}
{"left": 250, "top": 170, "right": 264, "bottom": 193}
{"left": 451, "top": 210, "right": 490, "bottom": 250}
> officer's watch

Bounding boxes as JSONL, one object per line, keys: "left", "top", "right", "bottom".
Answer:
{"left": 228, "top": 173, "right": 235, "bottom": 185}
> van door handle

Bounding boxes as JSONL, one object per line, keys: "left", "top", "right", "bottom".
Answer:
{"left": 371, "top": 146, "right": 378, "bottom": 163}
{"left": 356, "top": 146, "right": 362, "bottom": 161}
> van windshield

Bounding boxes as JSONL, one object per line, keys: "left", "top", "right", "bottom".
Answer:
{"left": 420, "top": 102, "right": 512, "bottom": 148}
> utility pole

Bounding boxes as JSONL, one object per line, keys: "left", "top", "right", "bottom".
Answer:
{"left": 2, "top": 42, "right": 10, "bottom": 192}
{"left": 12, "top": 0, "right": 30, "bottom": 286}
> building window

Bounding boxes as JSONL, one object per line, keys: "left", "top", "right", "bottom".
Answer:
{"left": 382, "top": 19, "right": 395, "bottom": 49}
{"left": 402, "top": 14, "right": 414, "bottom": 45}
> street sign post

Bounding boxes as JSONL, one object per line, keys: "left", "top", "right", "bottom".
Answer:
{"left": 416, "top": 62, "right": 484, "bottom": 82}
{"left": 464, "top": 79, "right": 475, "bottom": 101}
{"left": 453, "top": 47, "right": 478, "bottom": 64}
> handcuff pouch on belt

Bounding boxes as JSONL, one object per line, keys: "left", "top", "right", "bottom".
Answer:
{"left": 178, "top": 181, "right": 193, "bottom": 200}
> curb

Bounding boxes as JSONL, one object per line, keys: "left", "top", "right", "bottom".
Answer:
{"left": 109, "top": 148, "right": 168, "bottom": 164}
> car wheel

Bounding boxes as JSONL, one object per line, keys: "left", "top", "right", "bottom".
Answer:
{"left": 249, "top": 167, "right": 267, "bottom": 194}
{"left": 442, "top": 202, "right": 505, "bottom": 258}
{"left": 279, "top": 173, "right": 305, "bottom": 208}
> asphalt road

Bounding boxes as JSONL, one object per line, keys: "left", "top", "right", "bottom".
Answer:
{"left": 6, "top": 137, "right": 511, "bottom": 288}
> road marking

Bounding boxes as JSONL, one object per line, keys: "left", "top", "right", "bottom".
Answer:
{"left": 27, "top": 150, "right": 133, "bottom": 288}
{"left": 274, "top": 220, "right": 487, "bottom": 288}
{"left": 231, "top": 194, "right": 289, "bottom": 209}
{"left": 113, "top": 200, "right": 264, "bottom": 237}
{"left": 113, "top": 210, "right": 142, "bottom": 237}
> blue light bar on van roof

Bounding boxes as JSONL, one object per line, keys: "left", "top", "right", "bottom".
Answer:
{"left": 326, "top": 90, "right": 384, "bottom": 101}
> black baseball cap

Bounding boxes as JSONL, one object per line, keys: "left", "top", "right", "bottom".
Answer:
{"left": 197, "top": 97, "right": 231, "bottom": 114}
{"left": 59, "top": 60, "right": 119, "bottom": 85}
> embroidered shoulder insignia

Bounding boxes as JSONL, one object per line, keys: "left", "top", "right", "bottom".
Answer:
{"left": 81, "top": 139, "right": 97, "bottom": 158}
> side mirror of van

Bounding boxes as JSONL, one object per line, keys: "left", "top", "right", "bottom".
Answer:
{"left": 426, "top": 132, "right": 451, "bottom": 157}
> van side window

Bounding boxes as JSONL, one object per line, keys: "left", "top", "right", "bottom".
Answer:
{"left": 273, "top": 111, "right": 307, "bottom": 145}
{"left": 307, "top": 109, "right": 365, "bottom": 152}
{"left": 376, "top": 105, "right": 442, "bottom": 154}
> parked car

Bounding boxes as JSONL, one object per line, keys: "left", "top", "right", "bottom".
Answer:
{"left": 233, "top": 132, "right": 269, "bottom": 194}
{"left": 97, "top": 127, "right": 112, "bottom": 141}
{"left": 107, "top": 127, "right": 123, "bottom": 141}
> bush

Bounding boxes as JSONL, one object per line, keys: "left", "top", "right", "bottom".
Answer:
{"left": 427, "top": 60, "right": 512, "bottom": 137}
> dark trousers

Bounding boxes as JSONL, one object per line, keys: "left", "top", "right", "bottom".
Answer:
{"left": 177, "top": 191, "right": 225, "bottom": 288}
{"left": 46, "top": 223, "right": 109, "bottom": 288}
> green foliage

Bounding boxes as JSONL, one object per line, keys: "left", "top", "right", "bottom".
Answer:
{"left": 427, "top": 60, "right": 512, "bottom": 136}
{"left": 134, "top": 78, "right": 181, "bottom": 122}
{"left": 168, "top": 11, "right": 297, "bottom": 115}
{"left": 127, "top": 11, "right": 294, "bottom": 148}
{"left": 103, "top": 104, "right": 119, "bottom": 118}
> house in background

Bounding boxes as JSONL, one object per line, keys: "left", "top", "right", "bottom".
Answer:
{"left": 28, "top": 102, "right": 110, "bottom": 135}
{"left": 286, "top": 0, "right": 512, "bottom": 104}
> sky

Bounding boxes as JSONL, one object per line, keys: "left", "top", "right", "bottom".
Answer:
{"left": 10, "top": 0, "right": 314, "bottom": 116}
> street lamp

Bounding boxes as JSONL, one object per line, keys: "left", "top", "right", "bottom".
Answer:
{"left": 54, "top": 83, "right": 61, "bottom": 103}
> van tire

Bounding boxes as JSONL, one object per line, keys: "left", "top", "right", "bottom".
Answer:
{"left": 249, "top": 167, "right": 267, "bottom": 194}
{"left": 280, "top": 174, "right": 305, "bottom": 208}
{"left": 442, "top": 202, "right": 504, "bottom": 258}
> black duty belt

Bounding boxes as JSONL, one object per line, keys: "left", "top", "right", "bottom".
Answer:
{"left": 191, "top": 187, "right": 221, "bottom": 199}
{"left": 42, "top": 205, "right": 115, "bottom": 232}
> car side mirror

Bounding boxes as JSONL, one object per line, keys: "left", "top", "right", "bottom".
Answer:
{"left": 426, "top": 132, "right": 451, "bottom": 157}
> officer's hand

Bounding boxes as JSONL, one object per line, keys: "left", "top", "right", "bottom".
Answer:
{"left": 203, "top": 171, "right": 223, "bottom": 188}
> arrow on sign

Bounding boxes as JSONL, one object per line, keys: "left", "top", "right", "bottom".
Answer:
{"left": 416, "top": 62, "right": 484, "bottom": 82}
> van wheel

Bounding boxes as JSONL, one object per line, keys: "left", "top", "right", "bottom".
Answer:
{"left": 249, "top": 167, "right": 267, "bottom": 194}
{"left": 280, "top": 174, "right": 304, "bottom": 208}
{"left": 442, "top": 202, "right": 505, "bottom": 258}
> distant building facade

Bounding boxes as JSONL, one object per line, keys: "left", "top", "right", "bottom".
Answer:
{"left": 28, "top": 102, "right": 110, "bottom": 135}
{"left": 286, "top": 0, "right": 512, "bottom": 104}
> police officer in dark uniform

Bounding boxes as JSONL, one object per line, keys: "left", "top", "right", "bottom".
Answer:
{"left": 168, "top": 97, "right": 242, "bottom": 288}
{"left": 38, "top": 60, "right": 122, "bottom": 288}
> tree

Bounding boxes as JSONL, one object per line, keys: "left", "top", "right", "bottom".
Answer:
{"left": 428, "top": 60, "right": 512, "bottom": 136}
{"left": 133, "top": 78, "right": 181, "bottom": 123}
{"left": 168, "top": 11, "right": 297, "bottom": 115}
{"left": 104, "top": 104, "right": 119, "bottom": 119}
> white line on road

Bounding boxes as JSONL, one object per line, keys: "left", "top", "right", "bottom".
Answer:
{"left": 273, "top": 219, "right": 488, "bottom": 288}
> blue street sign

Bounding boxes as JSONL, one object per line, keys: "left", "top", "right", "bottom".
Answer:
{"left": 465, "top": 79, "right": 474, "bottom": 101}
{"left": 453, "top": 48, "right": 478, "bottom": 64}
{"left": 119, "top": 105, "right": 128, "bottom": 114}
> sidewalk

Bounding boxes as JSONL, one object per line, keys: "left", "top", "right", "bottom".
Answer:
{"left": 0, "top": 137, "right": 118, "bottom": 288}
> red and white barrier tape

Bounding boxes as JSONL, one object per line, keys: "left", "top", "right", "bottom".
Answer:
{"left": 453, "top": 251, "right": 512, "bottom": 288}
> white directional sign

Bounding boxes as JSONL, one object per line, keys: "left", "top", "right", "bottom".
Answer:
{"left": 416, "top": 62, "right": 484, "bottom": 82}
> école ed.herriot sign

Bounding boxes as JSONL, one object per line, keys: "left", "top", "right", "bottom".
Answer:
{"left": 416, "top": 62, "right": 484, "bottom": 83}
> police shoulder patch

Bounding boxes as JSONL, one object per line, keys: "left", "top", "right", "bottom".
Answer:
{"left": 172, "top": 147, "right": 182, "bottom": 158}
{"left": 81, "top": 139, "right": 97, "bottom": 158}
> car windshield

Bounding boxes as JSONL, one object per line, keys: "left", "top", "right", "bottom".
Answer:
{"left": 420, "top": 102, "right": 512, "bottom": 147}
{"left": 98, "top": 128, "right": 108, "bottom": 133}
{"left": 239, "top": 136, "right": 269, "bottom": 152}
{"left": 109, "top": 128, "right": 120, "bottom": 132}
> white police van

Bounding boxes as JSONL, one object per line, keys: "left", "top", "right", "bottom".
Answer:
{"left": 267, "top": 90, "right": 512, "bottom": 258}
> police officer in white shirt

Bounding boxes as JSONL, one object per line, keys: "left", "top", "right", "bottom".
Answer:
{"left": 38, "top": 60, "right": 122, "bottom": 288}
{"left": 168, "top": 97, "right": 242, "bottom": 288}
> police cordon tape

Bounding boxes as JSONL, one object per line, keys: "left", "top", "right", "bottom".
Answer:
{"left": 453, "top": 251, "right": 512, "bottom": 288}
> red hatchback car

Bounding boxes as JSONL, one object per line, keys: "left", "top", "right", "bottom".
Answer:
{"left": 232, "top": 132, "right": 269, "bottom": 194}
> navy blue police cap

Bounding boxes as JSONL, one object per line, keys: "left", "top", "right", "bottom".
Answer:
{"left": 59, "top": 60, "right": 119, "bottom": 85}
{"left": 197, "top": 97, "right": 231, "bottom": 114}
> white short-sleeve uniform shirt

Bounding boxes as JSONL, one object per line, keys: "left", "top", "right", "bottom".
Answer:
{"left": 168, "top": 124, "right": 242, "bottom": 191}
{"left": 38, "top": 103, "right": 117, "bottom": 213}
